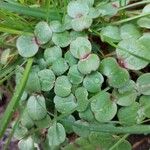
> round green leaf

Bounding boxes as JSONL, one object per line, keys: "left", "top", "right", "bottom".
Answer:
{"left": 18, "top": 137, "right": 34, "bottom": 150}
{"left": 63, "top": 15, "right": 72, "bottom": 30}
{"left": 68, "top": 65, "right": 84, "bottom": 85}
{"left": 88, "top": 7, "right": 100, "bottom": 19}
{"left": 54, "top": 76, "right": 72, "bottom": 97}
{"left": 99, "top": 57, "right": 119, "bottom": 77}
{"left": 83, "top": 71, "right": 104, "bottom": 93}
{"left": 137, "top": 17, "right": 150, "bottom": 29}
{"left": 78, "top": 0, "right": 94, "bottom": 7}
{"left": 138, "top": 33, "right": 150, "bottom": 49}
{"left": 139, "top": 95, "right": 150, "bottom": 118}
{"left": 71, "top": 15, "right": 93, "bottom": 31}
{"left": 78, "top": 54, "right": 100, "bottom": 74}
{"left": 16, "top": 35, "right": 39, "bottom": 57}
{"left": 116, "top": 39, "right": 149, "bottom": 70}
{"left": 38, "top": 69, "right": 55, "bottom": 91}
{"left": 51, "top": 58, "right": 69, "bottom": 76}
{"left": 67, "top": 1, "right": 89, "bottom": 18}
{"left": 136, "top": 73, "right": 150, "bottom": 95}
{"left": 48, "top": 123, "right": 66, "bottom": 146}
{"left": 54, "top": 94, "right": 77, "bottom": 114}
{"left": 27, "top": 95, "right": 47, "bottom": 121}
{"left": 90, "top": 91, "right": 117, "bottom": 122}
{"left": 70, "top": 37, "right": 91, "bottom": 59}
{"left": 118, "top": 102, "right": 144, "bottom": 125}
{"left": 108, "top": 68, "right": 130, "bottom": 88}
{"left": 50, "top": 20, "right": 65, "bottom": 33}
{"left": 44, "top": 46, "right": 62, "bottom": 66}
{"left": 101, "top": 26, "right": 121, "bottom": 43}
{"left": 142, "top": 4, "right": 150, "bottom": 13}
{"left": 75, "top": 87, "right": 89, "bottom": 112}
{"left": 70, "top": 30, "right": 88, "bottom": 41}
{"left": 34, "top": 21, "right": 52, "bottom": 44}
{"left": 120, "top": 23, "right": 141, "bottom": 40}
{"left": 52, "top": 31, "right": 71, "bottom": 47}
{"left": 64, "top": 51, "right": 78, "bottom": 67}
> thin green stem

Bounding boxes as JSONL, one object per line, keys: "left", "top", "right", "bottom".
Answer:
{"left": 113, "top": 13, "right": 150, "bottom": 25}
{"left": 119, "top": 0, "right": 150, "bottom": 11}
{"left": 109, "top": 134, "right": 129, "bottom": 150}
{"left": 0, "top": 58, "right": 33, "bottom": 139}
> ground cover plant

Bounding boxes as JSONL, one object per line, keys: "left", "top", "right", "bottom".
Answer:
{"left": 0, "top": 0, "right": 150, "bottom": 149}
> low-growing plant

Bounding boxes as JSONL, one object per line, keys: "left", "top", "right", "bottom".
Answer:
{"left": 0, "top": 0, "right": 150, "bottom": 149}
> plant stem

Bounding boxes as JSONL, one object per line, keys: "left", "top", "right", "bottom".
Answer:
{"left": 119, "top": 0, "right": 150, "bottom": 11}
{"left": 0, "top": 58, "right": 33, "bottom": 139}
{"left": 113, "top": 13, "right": 150, "bottom": 25}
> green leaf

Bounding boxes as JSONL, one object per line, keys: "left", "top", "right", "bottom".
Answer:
{"left": 142, "top": 4, "right": 150, "bottom": 13}
{"left": 138, "top": 33, "right": 150, "bottom": 49}
{"left": 27, "top": 95, "right": 47, "bottom": 121}
{"left": 136, "top": 73, "right": 150, "bottom": 95}
{"left": 70, "top": 37, "right": 91, "bottom": 59}
{"left": 44, "top": 46, "right": 62, "bottom": 66}
{"left": 72, "top": 15, "right": 93, "bottom": 31}
{"left": 83, "top": 71, "right": 104, "bottom": 93}
{"left": 51, "top": 58, "right": 69, "bottom": 76}
{"left": 78, "top": 0, "right": 94, "bottom": 7}
{"left": 68, "top": 65, "right": 84, "bottom": 85}
{"left": 101, "top": 26, "right": 121, "bottom": 43}
{"left": 73, "top": 120, "right": 90, "bottom": 137}
{"left": 50, "top": 20, "right": 65, "bottom": 33}
{"left": 70, "top": 30, "right": 88, "bottom": 41}
{"left": 117, "top": 102, "right": 144, "bottom": 125}
{"left": 54, "top": 76, "right": 72, "bottom": 97}
{"left": 113, "top": 90, "right": 137, "bottom": 106}
{"left": 38, "top": 69, "right": 55, "bottom": 91}
{"left": 137, "top": 17, "right": 150, "bottom": 29}
{"left": 52, "top": 31, "right": 71, "bottom": 48}
{"left": 0, "top": 48, "right": 10, "bottom": 65}
{"left": 18, "top": 137, "right": 34, "bottom": 150}
{"left": 88, "top": 7, "right": 100, "bottom": 19}
{"left": 67, "top": 1, "right": 89, "bottom": 18}
{"left": 90, "top": 91, "right": 117, "bottom": 122}
{"left": 75, "top": 87, "right": 89, "bottom": 112}
{"left": 139, "top": 95, "right": 150, "bottom": 118}
{"left": 63, "top": 15, "right": 72, "bottom": 30}
{"left": 78, "top": 54, "right": 100, "bottom": 74}
{"left": 116, "top": 38, "right": 149, "bottom": 70}
{"left": 16, "top": 35, "right": 39, "bottom": 57}
{"left": 120, "top": 23, "right": 141, "bottom": 40}
{"left": 108, "top": 68, "right": 130, "bottom": 88}
{"left": 64, "top": 51, "right": 78, "bottom": 67}
{"left": 48, "top": 123, "right": 66, "bottom": 146}
{"left": 54, "top": 94, "right": 77, "bottom": 114}
{"left": 34, "top": 21, "right": 52, "bottom": 44}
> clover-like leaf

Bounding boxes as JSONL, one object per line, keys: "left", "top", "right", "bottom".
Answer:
{"left": 49, "top": 20, "right": 65, "bottom": 33}
{"left": 70, "top": 30, "right": 88, "bottom": 41}
{"left": 90, "top": 91, "right": 117, "bottom": 122}
{"left": 75, "top": 87, "right": 89, "bottom": 112}
{"left": 21, "top": 108, "right": 34, "bottom": 129}
{"left": 142, "top": 4, "right": 150, "bottom": 13}
{"left": 78, "top": 0, "right": 94, "bottom": 7}
{"left": 83, "top": 71, "right": 104, "bottom": 93}
{"left": 27, "top": 95, "right": 47, "bottom": 121}
{"left": 99, "top": 57, "right": 119, "bottom": 77}
{"left": 138, "top": 33, "right": 150, "bottom": 49}
{"left": 16, "top": 35, "right": 39, "bottom": 57}
{"left": 88, "top": 7, "right": 100, "bottom": 19}
{"left": 64, "top": 51, "right": 78, "bottom": 67}
{"left": 137, "top": 17, "right": 150, "bottom": 29}
{"left": 54, "top": 94, "right": 77, "bottom": 114}
{"left": 101, "top": 26, "right": 121, "bottom": 43}
{"left": 108, "top": 68, "right": 130, "bottom": 88}
{"left": 117, "top": 102, "right": 144, "bottom": 125}
{"left": 51, "top": 58, "right": 69, "bottom": 76}
{"left": 44, "top": 46, "right": 62, "bottom": 66}
{"left": 70, "top": 37, "right": 91, "bottom": 59}
{"left": 113, "top": 90, "right": 137, "bottom": 106}
{"left": 139, "top": 95, "right": 150, "bottom": 118}
{"left": 18, "top": 137, "right": 34, "bottom": 150}
{"left": 63, "top": 15, "right": 72, "bottom": 30}
{"left": 79, "top": 106, "right": 95, "bottom": 122}
{"left": 48, "top": 123, "right": 66, "bottom": 146}
{"left": 68, "top": 65, "right": 84, "bottom": 85}
{"left": 52, "top": 31, "right": 71, "bottom": 47}
{"left": 116, "top": 38, "right": 149, "bottom": 70}
{"left": 34, "top": 21, "right": 52, "bottom": 44}
{"left": 78, "top": 54, "right": 100, "bottom": 74}
{"left": 38, "top": 69, "right": 55, "bottom": 91}
{"left": 72, "top": 15, "right": 93, "bottom": 31}
{"left": 136, "top": 73, "right": 150, "bottom": 95}
{"left": 54, "top": 76, "right": 72, "bottom": 97}
{"left": 73, "top": 120, "right": 90, "bottom": 137}
{"left": 120, "top": 23, "right": 141, "bottom": 40}
{"left": 67, "top": 1, "right": 89, "bottom": 18}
